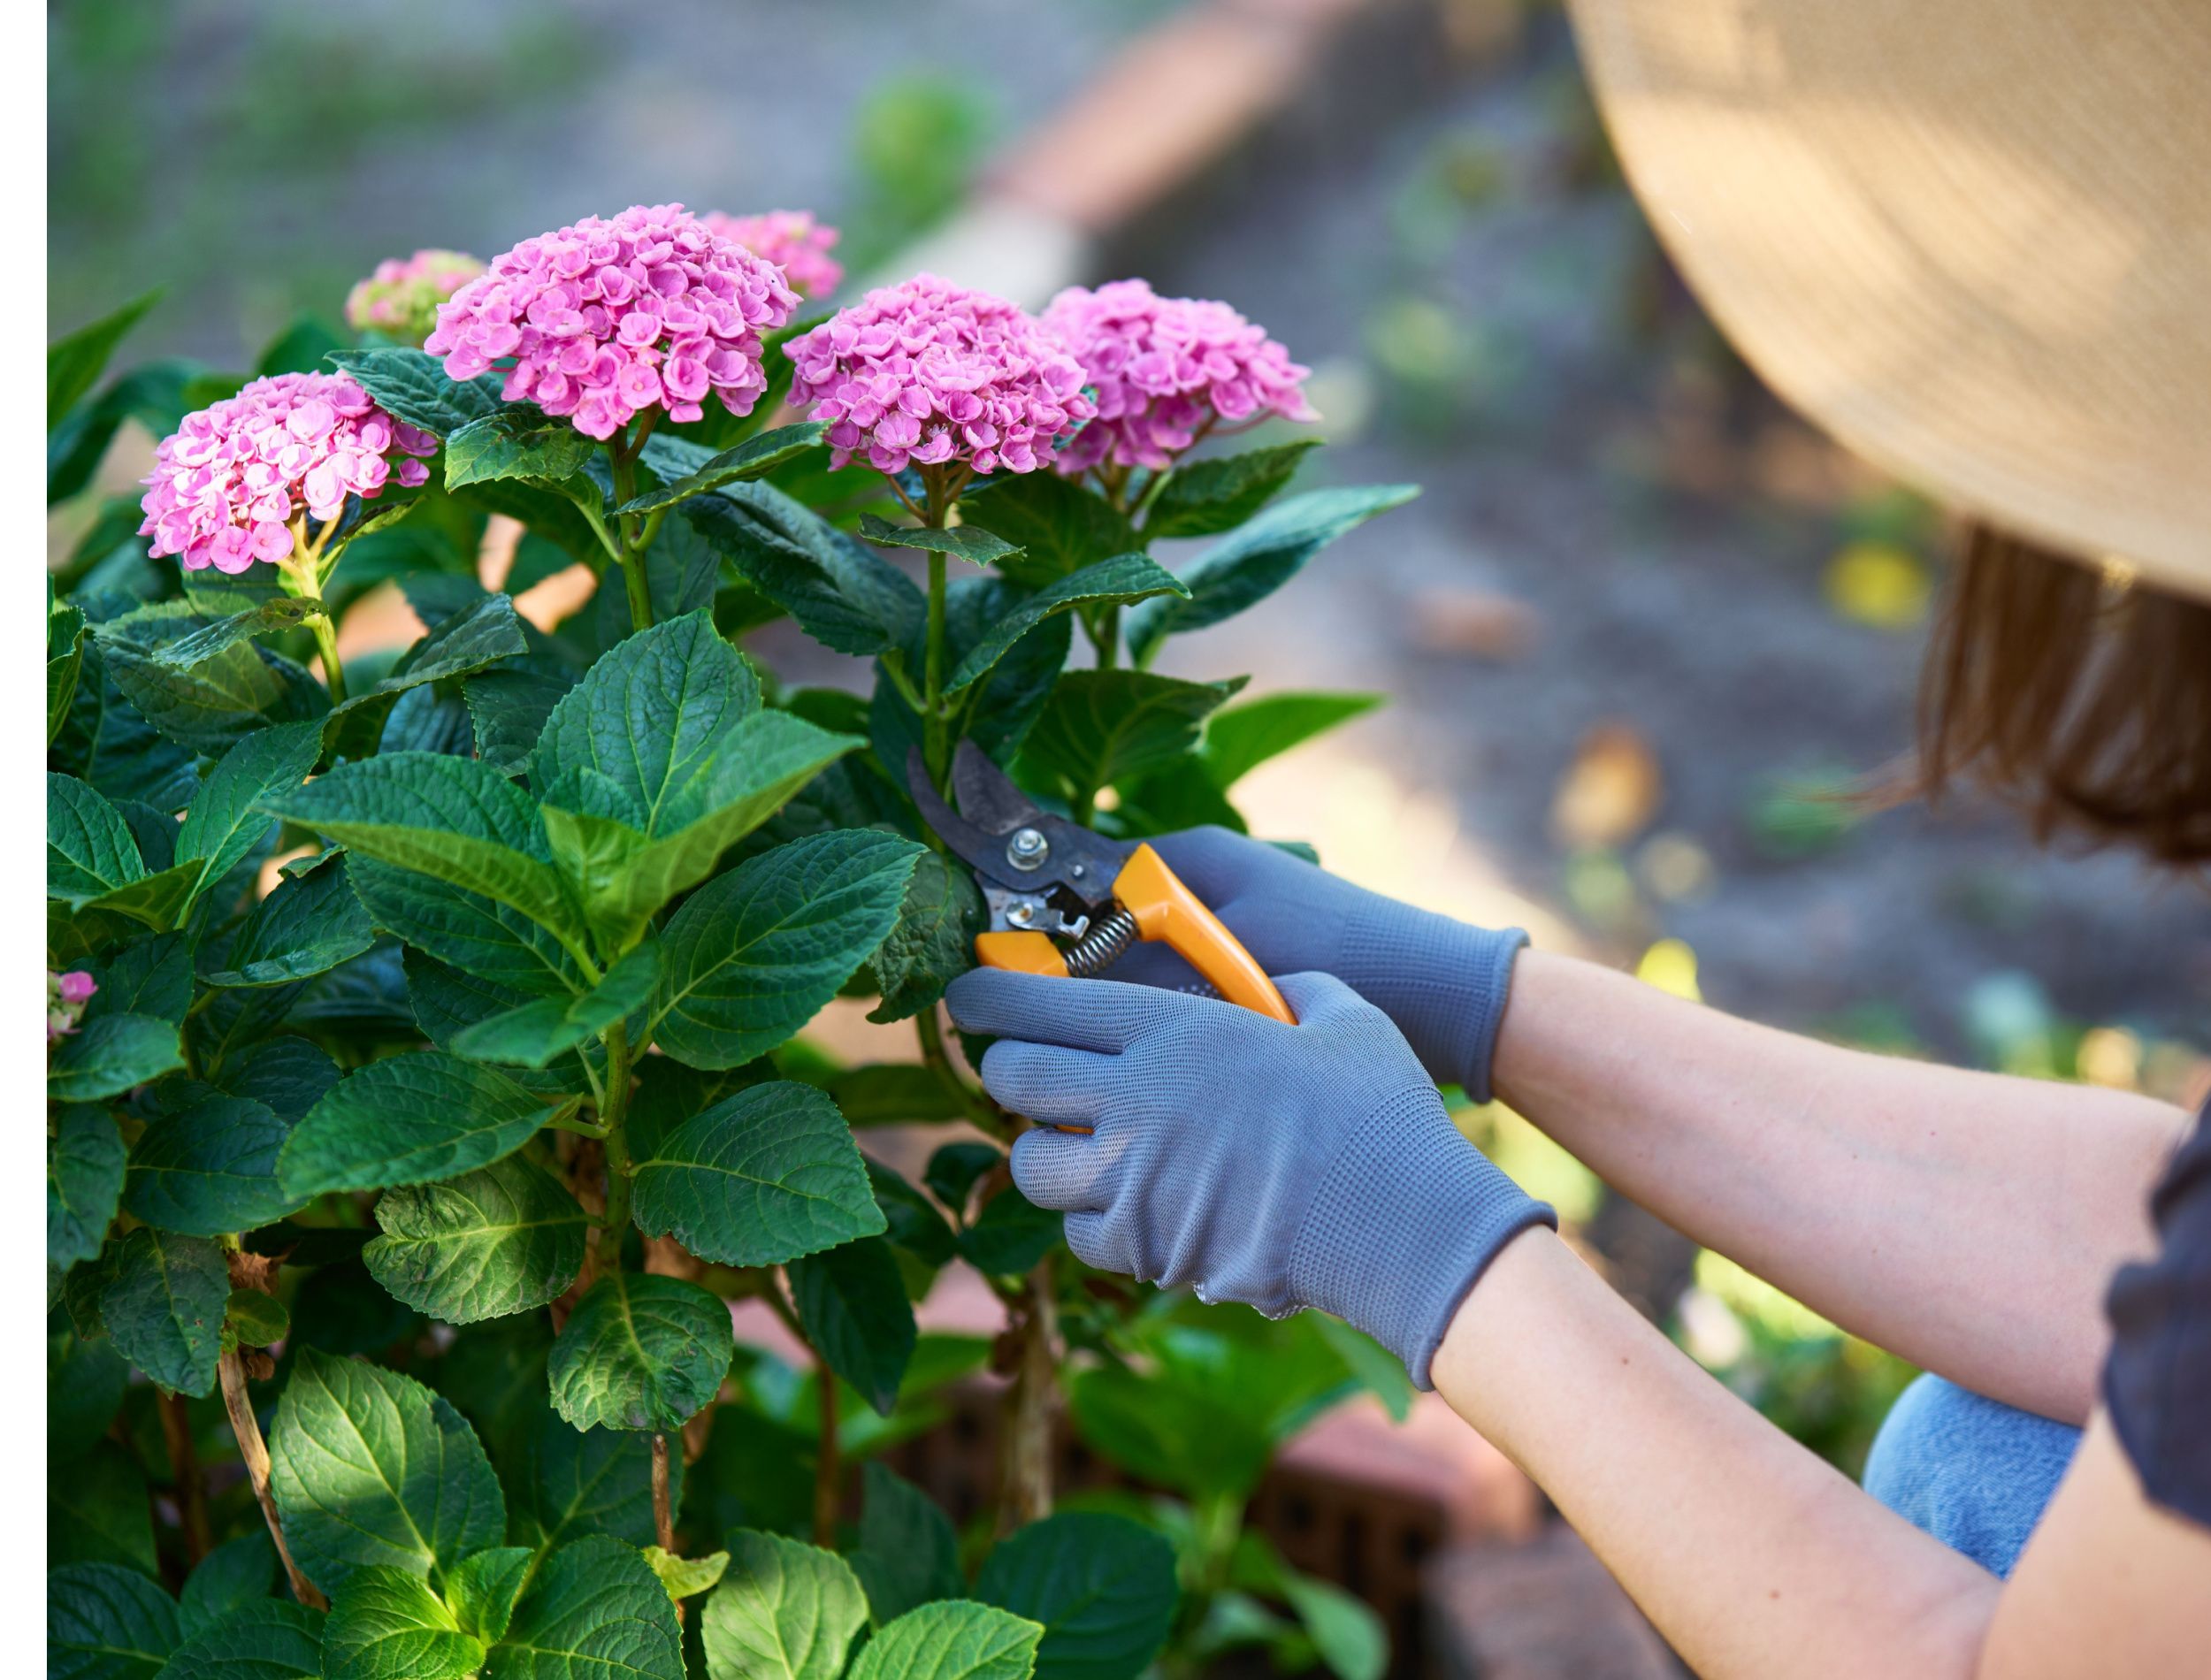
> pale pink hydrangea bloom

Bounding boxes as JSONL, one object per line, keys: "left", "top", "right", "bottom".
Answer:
{"left": 1042, "top": 279, "right": 1318, "bottom": 474}
{"left": 425, "top": 203, "right": 799, "bottom": 442}
{"left": 138, "top": 372, "right": 438, "bottom": 575}
{"left": 700, "top": 210, "right": 843, "bottom": 302}
{"left": 784, "top": 273, "right": 1095, "bottom": 477}
{"left": 48, "top": 970, "right": 96, "bottom": 1043}
{"left": 346, "top": 248, "right": 487, "bottom": 340}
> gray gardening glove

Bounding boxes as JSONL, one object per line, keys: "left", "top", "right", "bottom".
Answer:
{"left": 1105, "top": 826, "right": 1528, "bottom": 1102}
{"left": 946, "top": 968, "right": 1554, "bottom": 1387}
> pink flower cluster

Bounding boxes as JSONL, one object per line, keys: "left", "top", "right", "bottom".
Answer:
{"left": 700, "top": 209, "right": 843, "bottom": 302}
{"left": 425, "top": 203, "right": 799, "bottom": 442}
{"left": 139, "top": 372, "right": 437, "bottom": 575}
{"left": 48, "top": 970, "right": 96, "bottom": 1043}
{"left": 346, "top": 248, "right": 486, "bottom": 341}
{"left": 784, "top": 274, "right": 1094, "bottom": 477}
{"left": 1042, "top": 279, "right": 1317, "bottom": 474}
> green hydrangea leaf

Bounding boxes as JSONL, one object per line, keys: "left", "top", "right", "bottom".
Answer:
{"left": 159, "top": 1600, "right": 325, "bottom": 1680}
{"left": 48, "top": 1321, "right": 129, "bottom": 1456}
{"left": 630, "top": 1081, "right": 884, "bottom": 1268}
{"left": 50, "top": 594, "right": 88, "bottom": 746}
{"left": 322, "top": 1566, "right": 485, "bottom": 1680}
{"left": 325, "top": 348, "right": 506, "bottom": 438}
{"left": 197, "top": 856, "right": 375, "bottom": 989}
{"left": 648, "top": 830, "right": 922, "bottom": 1069}
{"left": 178, "top": 1532, "right": 278, "bottom": 1639}
{"left": 548, "top": 1272, "right": 734, "bottom": 1432}
{"left": 50, "top": 289, "right": 161, "bottom": 426}
{"left": 49, "top": 1104, "right": 126, "bottom": 1270}
{"left": 444, "top": 409, "right": 597, "bottom": 491}
{"left": 958, "top": 1187, "right": 1061, "bottom": 1278}
{"left": 48, "top": 771, "right": 143, "bottom": 905}
{"left": 124, "top": 1095, "right": 302, "bottom": 1238}
{"left": 847, "top": 1602, "right": 1043, "bottom": 1680}
{"left": 98, "top": 1226, "right": 227, "bottom": 1396}
{"left": 486, "top": 1534, "right": 684, "bottom": 1680}
{"left": 269, "top": 1345, "right": 505, "bottom": 1594}
{"left": 226, "top": 1288, "right": 291, "bottom": 1348}
{"left": 790, "top": 1241, "right": 914, "bottom": 1419}
{"left": 93, "top": 601, "right": 326, "bottom": 754}
{"left": 1141, "top": 441, "right": 1320, "bottom": 540}
{"left": 944, "top": 555, "right": 1186, "bottom": 698}
{"left": 279, "top": 1051, "right": 551, "bottom": 1198}
{"left": 975, "top": 1514, "right": 1179, "bottom": 1680}
{"left": 447, "top": 1548, "right": 535, "bottom": 1646}
{"left": 218, "top": 1035, "right": 342, "bottom": 1124}
{"left": 952, "top": 470, "right": 1138, "bottom": 588}
{"left": 858, "top": 515, "right": 1022, "bottom": 569}
{"left": 846, "top": 1462, "right": 960, "bottom": 1624}
{"left": 642, "top": 1547, "right": 729, "bottom": 1607}
{"left": 89, "top": 933, "right": 195, "bottom": 1026}
{"left": 866, "top": 851, "right": 983, "bottom": 1024}
{"left": 448, "top": 940, "right": 658, "bottom": 1069}
{"left": 360, "top": 861, "right": 587, "bottom": 999}
{"left": 1124, "top": 485, "right": 1418, "bottom": 663}
{"left": 686, "top": 483, "right": 924, "bottom": 658}
{"left": 1021, "top": 673, "right": 1245, "bottom": 796}
{"left": 514, "top": 1414, "right": 667, "bottom": 1552}
{"left": 1197, "top": 691, "right": 1384, "bottom": 789}
{"left": 363, "top": 1154, "right": 589, "bottom": 1324}
{"left": 47, "top": 1562, "right": 180, "bottom": 1680}
{"left": 50, "top": 1440, "right": 159, "bottom": 1573}
{"left": 699, "top": 1531, "right": 866, "bottom": 1680}
{"left": 616, "top": 423, "right": 828, "bottom": 515}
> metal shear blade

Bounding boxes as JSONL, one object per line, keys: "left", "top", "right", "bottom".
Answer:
{"left": 907, "top": 742, "right": 1129, "bottom": 913}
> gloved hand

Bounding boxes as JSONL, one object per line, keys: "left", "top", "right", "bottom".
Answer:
{"left": 1104, "top": 827, "right": 1527, "bottom": 1103}
{"left": 947, "top": 967, "right": 1554, "bottom": 1387}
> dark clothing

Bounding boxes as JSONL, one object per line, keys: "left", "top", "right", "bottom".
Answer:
{"left": 2102, "top": 1101, "right": 2211, "bottom": 1529}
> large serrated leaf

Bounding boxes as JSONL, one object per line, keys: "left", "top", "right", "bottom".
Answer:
{"left": 847, "top": 1462, "right": 960, "bottom": 1623}
{"left": 448, "top": 940, "right": 658, "bottom": 1068}
{"left": 847, "top": 1602, "right": 1043, "bottom": 1680}
{"left": 790, "top": 1241, "right": 915, "bottom": 1419}
{"left": 447, "top": 1548, "right": 535, "bottom": 1645}
{"left": 98, "top": 1226, "right": 228, "bottom": 1396}
{"left": 49, "top": 771, "right": 143, "bottom": 905}
{"left": 323, "top": 1567, "right": 486, "bottom": 1680}
{"left": 1022, "top": 673, "right": 1244, "bottom": 796}
{"left": 975, "top": 1515, "right": 1178, "bottom": 1680}
{"left": 50, "top": 594, "right": 88, "bottom": 747}
{"left": 548, "top": 1271, "right": 734, "bottom": 1432}
{"left": 357, "top": 859, "right": 588, "bottom": 999}
{"left": 264, "top": 752, "right": 592, "bottom": 967}
{"left": 648, "top": 830, "right": 922, "bottom": 1069}
{"left": 858, "top": 515, "right": 1022, "bottom": 569}
{"left": 94, "top": 601, "right": 326, "bottom": 753}
{"left": 177, "top": 1533, "right": 278, "bottom": 1640}
{"left": 50, "top": 1440, "right": 158, "bottom": 1573}
{"left": 198, "top": 855, "right": 374, "bottom": 988}
{"left": 444, "top": 409, "right": 596, "bottom": 490}
{"left": 174, "top": 720, "right": 325, "bottom": 905}
{"left": 153, "top": 599, "right": 319, "bottom": 670}
{"left": 486, "top": 1535, "right": 684, "bottom": 1680}
{"left": 279, "top": 1051, "right": 550, "bottom": 1197}
{"left": 1141, "top": 441, "right": 1320, "bottom": 540}
{"left": 630, "top": 1081, "right": 885, "bottom": 1267}
{"left": 1124, "top": 485, "right": 1419, "bottom": 663}
{"left": 47, "top": 1562, "right": 179, "bottom": 1680}
{"left": 686, "top": 483, "right": 923, "bottom": 657}
{"left": 867, "top": 851, "right": 983, "bottom": 1023}
{"left": 700, "top": 1531, "right": 867, "bottom": 1680}
{"left": 616, "top": 423, "right": 828, "bottom": 515}
{"left": 363, "top": 1154, "right": 588, "bottom": 1324}
{"left": 158, "top": 1599, "right": 325, "bottom": 1680}
{"left": 270, "top": 1345, "right": 506, "bottom": 1593}
{"left": 124, "top": 1095, "right": 302, "bottom": 1238}
{"left": 49, "top": 1104, "right": 126, "bottom": 1270}
{"left": 49, "top": 1014, "right": 186, "bottom": 1102}
{"left": 960, "top": 474, "right": 1136, "bottom": 588}
{"left": 944, "top": 555, "right": 1186, "bottom": 697}
{"left": 515, "top": 1413, "right": 666, "bottom": 1551}
{"left": 326, "top": 347, "right": 507, "bottom": 437}
{"left": 1198, "top": 691, "right": 1384, "bottom": 788}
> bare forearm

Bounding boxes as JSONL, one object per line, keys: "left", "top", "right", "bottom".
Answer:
{"left": 1490, "top": 951, "right": 2183, "bottom": 1419}
{"left": 1434, "top": 1229, "right": 2000, "bottom": 1678}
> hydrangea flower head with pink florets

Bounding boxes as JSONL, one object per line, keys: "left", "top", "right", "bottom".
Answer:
{"left": 700, "top": 210, "right": 844, "bottom": 302}
{"left": 425, "top": 203, "right": 799, "bottom": 442}
{"left": 48, "top": 970, "right": 96, "bottom": 1043}
{"left": 346, "top": 249, "right": 486, "bottom": 340}
{"left": 784, "top": 273, "right": 1095, "bottom": 477}
{"left": 1042, "top": 279, "right": 1317, "bottom": 474}
{"left": 137, "top": 371, "right": 438, "bottom": 575}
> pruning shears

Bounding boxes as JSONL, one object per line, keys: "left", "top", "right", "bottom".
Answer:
{"left": 908, "top": 742, "right": 1296, "bottom": 1026}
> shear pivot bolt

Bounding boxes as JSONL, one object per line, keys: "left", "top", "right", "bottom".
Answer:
{"left": 1006, "top": 828, "right": 1049, "bottom": 871}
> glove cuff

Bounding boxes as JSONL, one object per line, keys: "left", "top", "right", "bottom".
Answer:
{"left": 1289, "top": 1085, "right": 1555, "bottom": 1389}
{"left": 1340, "top": 906, "right": 1528, "bottom": 1103}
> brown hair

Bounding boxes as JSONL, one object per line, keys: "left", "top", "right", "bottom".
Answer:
{"left": 1914, "top": 523, "right": 2211, "bottom": 866}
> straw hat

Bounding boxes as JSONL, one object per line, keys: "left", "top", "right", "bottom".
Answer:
{"left": 1564, "top": 0, "right": 2211, "bottom": 601}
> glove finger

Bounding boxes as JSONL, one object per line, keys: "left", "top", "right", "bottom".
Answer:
{"left": 1010, "top": 1128, "right": 1112, "bottom": 1211}
{"left": 976, "top": 1040, "right": 1113, "bottom": 1131}
{"left": 1062, "top": 1211, "right": 1130, "bottom": 1276}
{"left": 1273, "top": 969, "right": 1367, "bottom": 1023}
{"left": 945, "top": 969, "right": 1155, "bottom": 1053}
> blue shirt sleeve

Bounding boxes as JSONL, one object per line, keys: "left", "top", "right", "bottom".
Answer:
{"left": 2101, "top": 1103, "right": 2211, "bottom": 1530}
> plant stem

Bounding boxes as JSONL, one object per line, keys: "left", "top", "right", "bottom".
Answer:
{"left": 814, "top": 1357, "right": 841, "bottom": 1548}
{"left": 155, "top": 1389, "right": 210, "bottom": 1564}
{"left": 591, "top": 1021, "right": 637, "bottom": 1283}
{"left": 305, "top": 612, "right": 347, "bottom": 706}
{"left": 607, "top": 449, "right": 653, "bottom": 632}
{"left": 1095, "top": 604, "right": 1121, "bottom": 669}
{"left": 218, "top": 1349, "right": 327, "bottom": 1610}
{"left": 914, "top": 1004, "right": 1006, "bottom": 1140}
{"left": 922, "top": 547, "right": 948, "bottom": 785}
{"left": 651, "top": 1432, "right": 676, "bottom": 1551}
{"left": 996, "top": 1252, "right": 1059, "bottom": 1533}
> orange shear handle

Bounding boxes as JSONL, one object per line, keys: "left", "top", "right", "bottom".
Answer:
{"left": 972, "top": 844, "right": 1295, "bottom": 1025}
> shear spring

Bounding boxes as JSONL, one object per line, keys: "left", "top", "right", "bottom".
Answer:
{"left": 1060, "top": 904, "right": 1139, "bottom": 977}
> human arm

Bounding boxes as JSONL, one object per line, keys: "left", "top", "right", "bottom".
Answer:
{"left": 1429, "top": 1226, "right": 2211, "bottom": 1679}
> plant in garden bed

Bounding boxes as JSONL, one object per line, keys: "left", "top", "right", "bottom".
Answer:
{"left": 48, "top": 204, "right": 1416, "bottom": 1680}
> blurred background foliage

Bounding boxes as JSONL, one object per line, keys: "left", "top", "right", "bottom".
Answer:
{"left": 50, "top": 0, "right": 2207, "bottom": 1486}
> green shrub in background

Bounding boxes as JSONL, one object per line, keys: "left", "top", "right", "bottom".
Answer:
{"left": 47, "top": 204, "right": 1414, "bottom": 1680}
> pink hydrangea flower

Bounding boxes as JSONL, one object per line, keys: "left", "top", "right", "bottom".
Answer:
{"left": 700, "top": 210, "right": 844, "bottom": 302}
{"left": 346, "top": 248, "right": 487, "bottom": 341}
{"left": 138, "top": 372, "right": 438, "bottom": 575}
{"left": 425, "top": 203, "right": 799, "bottom": 442}
{"left": 48, "top": 970, "right": 96, "bottom": 1042}
{"left": 784, "top": 274, "right": 1095, "bottom": 477}
{"left": 1042, "top": 279, "right": 1318, "bottom": 474}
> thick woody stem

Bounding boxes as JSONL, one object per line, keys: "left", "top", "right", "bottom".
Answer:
{"left": 156, "top": 1389, "right": 210, "bottom": 1565}
{"left": 651, "top": 1432, "right": 676, "bottom": 1550}
{"left": 814, "top": 1355, "right": 841, "bottom": 1548}
{"left": 997, "top": 1253, "right": 1059, "bottom": 1532}
{"left": 219, "top": 1349, "right": 327, "bottom": 1610}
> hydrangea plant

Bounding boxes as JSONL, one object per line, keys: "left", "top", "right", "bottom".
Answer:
{"left": 47, "top": 204, "right": 1419, "bottom": 1680}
